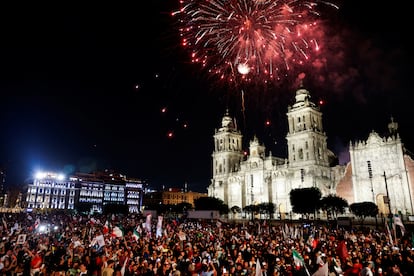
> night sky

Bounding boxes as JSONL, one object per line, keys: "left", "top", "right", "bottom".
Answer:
{"left": 0, "top": 1, "right": 411, "bottom": 192}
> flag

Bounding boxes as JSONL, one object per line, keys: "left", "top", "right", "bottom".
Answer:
{"left": 103, "top": 220, "right": 109, "bottom": 234}
{"left": 121, "top": 257, "right": 129, "bottom": 276}
{"left": 332, "top": 259, "right": 342, "bottom": 275}
{"left": 312, "top": 263, "right": 328, "bottom": 276}
{"left": 385, "top": 219, "right": 394, "bottom": 245}
{"left": 336, "top": 240, "right": 348, "bottom": 264}
{"left": 292, "top": 249, "right": 310, "bottom": 276}
{"left": 393, "top": 215, "right": 406, "bottom": 236}
{"left": 133, "top": 226, "right": 140, "bottom": 241}
{"left": 255, "top": 259, "right": 261, "bottom": 276}
{"left": 112, "top": 226, "right": 124, "bottom": 238}
{"left": 245, "top": 231, "right": 252, "bottom": 240}
{"left": 34, "top": 218, "right": 40, "bottom": 229}
{"left": 145, "top": 214, "right": 152, "bottom": 233}
{"left": 90, "top": 234, "right": 105, "bottom": 249}
{"left": 156, "top": 216, "right": 163, "bottom": 238}
{"left": 292, "top": 249, "right": 305, "bottom": 269}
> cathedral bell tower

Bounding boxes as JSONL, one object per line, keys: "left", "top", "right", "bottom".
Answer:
{"left": 286, "top": 87, "right": 329, "bottom": 168}
{"left": 212, "top": 109, "right": 244, "bottom": 177}
{"left": 209, "top": 110, "right": 244, "bottom": 199}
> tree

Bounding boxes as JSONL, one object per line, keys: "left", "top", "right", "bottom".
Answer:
{"left": 230, "top": 205, "right": 242, "bottom": 214}
{"left": 257, "top": 202, "right": 275, "bottom": 219}
{"left": 320, "top": 194, "right": 348, "bottom": 219}
{"left": 175, "top": 202, "right": 193, "bottom": 214}
{"left": 230, "top": 205, "right": 242, "bottom": 219}
{"left": 194, "top": 197, "right": 229, "bottom": 215}
{"left": 290, "top": 187, "right": 321, "bottom": 219}
{"left": 243, "top": 204, "right": 257, "bottom": 220}
{"left": 349, "top": 202, "right": 378, "bottom": 225}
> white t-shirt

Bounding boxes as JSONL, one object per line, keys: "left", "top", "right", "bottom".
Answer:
{"left": 360, "top": 267, "right": 373, "bottom": 276}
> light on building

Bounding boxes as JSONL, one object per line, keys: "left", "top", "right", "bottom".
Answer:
{"left": 34, "top": 171, "right": 65, "bottom": 180}
{"left": 35, "top": 172, "right": 47, "bottom": 179}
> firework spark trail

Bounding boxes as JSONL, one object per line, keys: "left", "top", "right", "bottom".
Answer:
{"left": 175, "top": 0, "right": 338, "bottom": 87}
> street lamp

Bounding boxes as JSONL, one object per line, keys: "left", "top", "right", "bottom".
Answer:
{"left": 367, "top": 161, "right": 374, "bottom": 202}
{"left": 383, "top": 171, "right": 392, "bottom": 217}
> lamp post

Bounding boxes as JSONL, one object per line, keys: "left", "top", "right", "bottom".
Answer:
{"left": 368, "top": 161, "right": 374, "bottom": 202}
{"left": 383, "top": 171, "right": 393, "bottom": 217}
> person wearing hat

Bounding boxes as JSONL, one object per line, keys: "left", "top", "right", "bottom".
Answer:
{"left": 360, "top": 261, "right": 373, "bottom": 276}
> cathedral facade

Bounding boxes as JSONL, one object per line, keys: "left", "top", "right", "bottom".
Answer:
{"left": 207, "top": 87, "right": 414, "bottom": 217}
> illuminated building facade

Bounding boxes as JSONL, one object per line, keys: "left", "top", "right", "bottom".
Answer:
{"left": 69, "top": 171, "right": 127, "bottom": 213}
{"left": 26, "top": 172, "right": 76, "bottom": 210}
{"left": 144, "top": 187, "right": 207, "bottom": 208}
{"left": 338, "top": 120, "right": 414, "bottom": 216}
{"left": 208, "top": 86, "right": 414, "bottom": 217}
{"left": 125, "top": 178, "right": 145, "bottom": 213}
{"left": 25, "top": 170, "right": 145, "bottom": 213}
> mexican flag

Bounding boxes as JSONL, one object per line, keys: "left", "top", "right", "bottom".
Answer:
{"left": 112, "top": 225, "right": 124, "bottom": 238}
{"left": 103, "top": 220, "right": 109, "bottom": 234}
{"left": 133, "top": 226, "right": 140, "bottom": 241}
{"left": 292, "top": 249, "right": 305, "bottom": 269}
{"left": 333, "top": 258, "right": 343, "bottom": 275}
{"left": 292, "top": 249, "right": 310, "bottom": 276}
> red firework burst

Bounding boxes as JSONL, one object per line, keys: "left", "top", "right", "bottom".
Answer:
{"left": 173, "top": 0, "right": 338, "bottom": 87}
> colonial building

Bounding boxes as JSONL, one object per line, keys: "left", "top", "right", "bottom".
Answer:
{"left": 25, "top": 170, "right": 146, "bottom": 213}
{"left": 208, "top": 86, "right": 414, "bottom": 217}
{"left": 144, "top": 187, "right": 208, "bottom": 208}
{"left": 337, "top": 119, "right": 414, "bottom": 216}
{"left": 26, "top": 172, "right": 76, "bottom": 210}
{"left": 125, "top": 178, "right": 145, "bottom": 213}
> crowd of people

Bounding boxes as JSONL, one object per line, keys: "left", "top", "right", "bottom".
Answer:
{"left": 0, "top": 211, "right": 413, "bottom": 276}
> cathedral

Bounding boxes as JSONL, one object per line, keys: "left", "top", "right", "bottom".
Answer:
{"left": 207, "top": 87, "right": 414, "bottom": 218}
